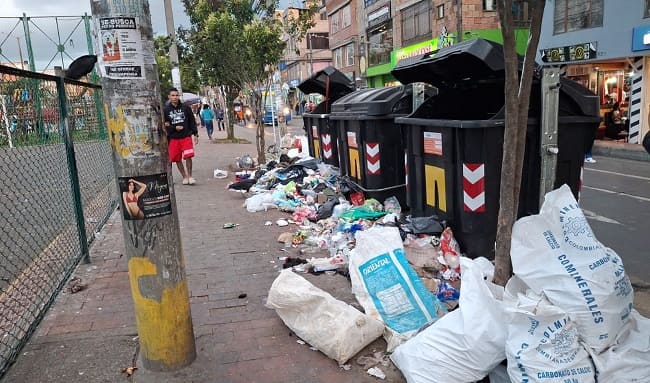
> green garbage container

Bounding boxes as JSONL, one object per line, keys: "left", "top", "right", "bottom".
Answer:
{"left": 393, "top": 38, "right": 601, "bottom": 259}
{"left": 298, "top": 66, "right": 354, "bottom": 166}
{"left": 330, "top": 85, "right": 429, "bottom": 207}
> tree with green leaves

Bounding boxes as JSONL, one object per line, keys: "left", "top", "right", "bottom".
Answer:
{"left": 182, "top": 0, "right": 315, "bottom": 162}
{"left": 153, "top": 34, "right": 201, "bottom": 104}
{"left": 492, "top": 0, "right": 546, "bottom": 286}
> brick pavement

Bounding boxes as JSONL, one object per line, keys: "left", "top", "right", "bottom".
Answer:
{"left": 1, "top": 118, "right": 405, "bottom": 383}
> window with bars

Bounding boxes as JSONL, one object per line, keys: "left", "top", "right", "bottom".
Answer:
{"left": 401, "top": 0, "right": 432, "bottom": 45}
{"left": 553, "top": 0, "right": 603, "bottom": 34}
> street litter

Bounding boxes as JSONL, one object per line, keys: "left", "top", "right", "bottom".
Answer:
{"left": 511, "top": 185, "right": 634, "bottom": 352}
{"left": 391, "top": 257, "right": 506, "bottom": 383}
{"left": 266, "top": 269, "right": 384, "bottom": 364}
{"left": 366, "top": 367, "right": 386, "bottom": 380}
{"left": 222, "top": 223, "right": 238, "bottom": 229}
{"left": 229, "top": 140, "right": 647, "bottom": 381}
{"left": 213, "top": 169, "right": 228, "bottom": 178}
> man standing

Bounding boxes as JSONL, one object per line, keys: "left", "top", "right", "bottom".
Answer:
{"left": 216, "top": 107, "right": 225, "bottom": 131}
{"left": 164, "top": 88, "right": 199, "bottom": 185}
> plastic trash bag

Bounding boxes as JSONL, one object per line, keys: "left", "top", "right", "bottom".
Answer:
{"left": 511, "top": 185, "right": 634, "bottom": 352}
{"left": 244, "top": 192, "right": 277, "bottom": 212}
{"left": 391, "top": 257, "right": 506, "bottom": 383}
{"left": 349, "top": 226, "right": 446, "bottom": 351}
{"left": 266, "top": 269, "right": 384, "bottom": 364}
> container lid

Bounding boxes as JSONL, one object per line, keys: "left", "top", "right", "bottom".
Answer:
{"left": 330, "top": 85, "right": 412, "bottom": 118}
{"left": 297, "top": 66, "right": 355, "bottom": 100}
{"left": 391, "top": 38, "right": 506, "bottom": 88}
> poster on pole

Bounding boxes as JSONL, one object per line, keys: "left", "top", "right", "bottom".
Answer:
{"left": 97, "top": 17, "right": 144, "bottom": 79}
{"left": 119, "top": 173, "right": 172, "bottom": 220}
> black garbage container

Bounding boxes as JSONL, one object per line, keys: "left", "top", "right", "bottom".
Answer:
{"left": 330, "top": 84, "right": 432, "bottom": 207}
{"left": 392, "top": 38, "right": 601, "bottom": 259}
{"left": 298, "top": 67, "right": 355, "bottom": 166}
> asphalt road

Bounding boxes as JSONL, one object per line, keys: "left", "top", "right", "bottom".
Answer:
{"left": 580, "top": 156, "right": 650, "bottom": 285}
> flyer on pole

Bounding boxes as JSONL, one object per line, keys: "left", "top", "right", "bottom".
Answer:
{"left": 97, "top": 17, "right": 145, "bottom": 79}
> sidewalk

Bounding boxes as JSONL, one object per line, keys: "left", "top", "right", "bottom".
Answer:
{"left": 593, "top": 138, "right": 650, "bottom": 162}
{"left": 2, "top": 117, "right": 648, "bottom": 383}
{"left": 0, "top": 118, "right": 404, "bottom": 383}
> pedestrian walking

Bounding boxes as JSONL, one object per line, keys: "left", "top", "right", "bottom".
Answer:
{"left": 200, "top": 104, "right": 215, "bottom": 140}
{"left": 216, "top": 107, "right": 225, "bottom": 131}
{"left": 164, "top": 87, "right": 199, "bottom": 185}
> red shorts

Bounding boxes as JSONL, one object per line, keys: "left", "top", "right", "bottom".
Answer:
{"left": 169, "top": 136, "right": 195, "bottom": 163}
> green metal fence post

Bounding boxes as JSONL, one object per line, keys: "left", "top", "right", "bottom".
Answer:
{"left": 21, "top": 13, "right": 44, "bottom": 142}
{"left": 56, "top": 74, "right": 90, "bottom": 263}
{"left": 84, "top": 13, "right": 107, "bottom": 140}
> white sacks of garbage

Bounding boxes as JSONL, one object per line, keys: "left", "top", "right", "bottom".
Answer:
{"left": 266, "top": 269, "right": 384, "bottom": 364}
{"left": 510, "top": 184, "right": 634, "bottom": 352}
{"left": 391, "top": 257, "right": 507, "bottom": 383}
{"left": 587, "top": 310, "right": 650, "bottom": 382}
{"left": 504, "top": 276, "right": 596, "bottom": 383}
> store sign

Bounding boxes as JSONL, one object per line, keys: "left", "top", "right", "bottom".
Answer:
{"left": 632, "top": 26, "right": 650, "bottom": 52}
{"left": 540, "top": 42, "right": 597, "bottom": 63}
{"left": 395, "top": 39, "right": 436, "bottom": 62}
{"left": 367, "top": 6, "right": 390, "bottom": 28}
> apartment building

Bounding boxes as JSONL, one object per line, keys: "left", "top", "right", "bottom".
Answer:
{"left": 538, "top": 0, "right": 650, "bottom": 145}
{"left": 280, "top": 5, "right": 332, "bottom": 108}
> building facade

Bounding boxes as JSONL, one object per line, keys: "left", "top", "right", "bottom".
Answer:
{"left": 280, "top": 5, "right": 332, "bottom": 109}
{"left": 538, "top": 0, "right": 650, "bottom": 145}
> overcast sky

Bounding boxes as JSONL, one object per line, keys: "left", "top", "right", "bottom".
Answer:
{"left": 0, "top": 0, "right": 191, "bottom": 70}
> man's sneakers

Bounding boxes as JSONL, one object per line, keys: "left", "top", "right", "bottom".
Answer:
{"left": 584, "top": 156, "right": 597, "bottom": 164}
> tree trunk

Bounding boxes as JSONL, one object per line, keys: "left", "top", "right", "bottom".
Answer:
{"left": 493, "top": 0, "right": 546, "bottom": 286}
{"left": 253, "top": 91, "right": 266, "bottom": 164}
{"left": 225, "top": 87, "right": 239, "bottom": 140}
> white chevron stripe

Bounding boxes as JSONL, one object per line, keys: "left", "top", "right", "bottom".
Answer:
{"left": 322, "top": 134, "right": 331, "bottom": 145}
{"left": 464, "top": 191, "right": 485, "bottom": 211}
{"left": 367, "top": 159, "right": 381, "bottom": 174}
{"left": 627, "top": 58, "right": 643, "bottom": 144}
{"left": 323, "top": 147, "right": 332, "bottom": 158}
{"left": 463, "top": 164, "right": 484, "bottom": 184}
{"left": 366, "top": 143, "right": 380, "bottom": 156}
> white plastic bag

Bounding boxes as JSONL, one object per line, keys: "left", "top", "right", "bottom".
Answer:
{"left": 265, "top": 269, "right": 384, "bottom": 364}
{"left": 244, "top": 192, "right": 277, "bottom": 212}
{"left": 504, "top": 277, "right": 595, "bottom": 383}
{"left": 588, "top": 310, "right": 650, "bottom": 382}
{"left": 349, "top": 226, "right": 446, "bottom": 350}
{"left": 390, "top": 257, "right": 507, "bottom": 383}
{"left": 511, "top": 185, "right": 633, "bottom": 352}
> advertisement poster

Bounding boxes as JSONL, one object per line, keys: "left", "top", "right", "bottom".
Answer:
{"left": 98, "top": 17, "right": 144, "bottom": 79}
{"left": 119, "top": 173, "right": 172, "bottom": 220}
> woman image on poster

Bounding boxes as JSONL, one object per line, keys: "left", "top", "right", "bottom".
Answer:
{"left": 123, "top": 178, "right": 147, "bottom": 220}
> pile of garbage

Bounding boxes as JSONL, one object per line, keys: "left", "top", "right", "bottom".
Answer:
{"left": 224, "top": 147, "right": 649, "bottom": 382}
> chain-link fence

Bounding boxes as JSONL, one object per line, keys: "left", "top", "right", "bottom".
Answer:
{"left": 0, "top": 64, "right": 116, "bottom": 377}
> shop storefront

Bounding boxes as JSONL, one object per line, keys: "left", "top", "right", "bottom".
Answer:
{"left": 364, "top": 29, "right": 529, "bottom": 88}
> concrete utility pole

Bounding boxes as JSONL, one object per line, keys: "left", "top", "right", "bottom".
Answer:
{"left": 164, "top": 0, "right": 183, "bottom": 96}
{"left": 90, "top": 0, "right": 196, "bottom": 371}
